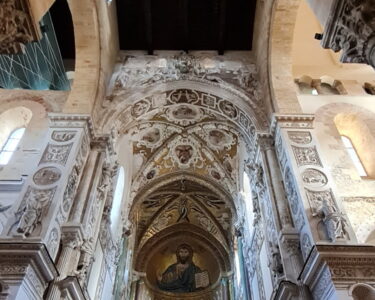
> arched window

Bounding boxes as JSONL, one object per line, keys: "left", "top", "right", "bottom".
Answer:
{"left": 110, "top": 166, "right": 125, "bottom": 232}
{"left": 341, "top": 136, "right": 367, "bottom": 177}
{"left": 0, "top": 128, "right": 25, "bottom": 165}
{"left": 243, "top": 171, "right": 254, "bottom": 224}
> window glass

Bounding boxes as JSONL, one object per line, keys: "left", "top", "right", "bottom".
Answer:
{"left": 110, "top": 166, "right": 125, "bottom": 231}
{"left": 341, "top": 136, "right": 367, "bottom": 177}
{"left": 0, "top": 127, "right": 25, "bottom": 165}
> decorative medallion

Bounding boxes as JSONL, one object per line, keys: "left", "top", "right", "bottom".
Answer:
{"left": 175, "top": 145, "right": 193, "bottom": 165}
{"left": 288, "top": 131, "right": 312, "bottom": 145}
{"left": 218, "top": 100, "right": 238, "bottom": 119}
{"left": 51, "top": 131, "right": 76, "bottom": 142}
{"left": 302, "top": 169, "right": 328, "bottom": 188}
{"left": 131, "top": 99, "right": 151, "bottom": 117}
{"left": 166, "top": 104, "right": 203, "bottom": 126}
{"left": 33, "top": 167, "right": 61, "bottom": 186}
{"left": 140, "top": 128, "right": 161, "bottom": 145}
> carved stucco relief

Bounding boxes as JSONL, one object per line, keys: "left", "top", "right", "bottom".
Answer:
{"left": 15, "top": 186, "right": 57, "bottom": 236}
{"left": 51, "top": 131, "right": 77, "bottom": 142}
{"left": 39, "top": 143, "right": 73, "bottom": 166}
{"left": 287, "top": 131, "right": 312, "bottom": 145}
{"left": 292, "top": 146, "right": 323, "bottom": 167}
{"left": 301, "top": 168, "right": 328, "bottom": 188}
{"left": 33, "top": 167, "right": 62, "bottom": 186}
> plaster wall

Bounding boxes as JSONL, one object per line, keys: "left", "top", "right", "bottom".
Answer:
{"left": 297, "top": 95, "right": 375, "bottom": 244}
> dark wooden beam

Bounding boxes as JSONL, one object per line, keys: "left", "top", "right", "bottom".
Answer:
{"left": 180, "top": 0, "right": 189, "bottom": 53}
{"left": 218, "top": 0, "right": 226, "bottom": 55}
{"left": 143, "top": 0, "right": 153, "bottom": 55}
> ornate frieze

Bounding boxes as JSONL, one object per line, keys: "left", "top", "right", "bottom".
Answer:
{"left": 321, "top": 0, "right": 375, "bottom": 68}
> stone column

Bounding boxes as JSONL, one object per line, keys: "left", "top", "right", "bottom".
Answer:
{"left": 255, "top": 134, "right": 310, "bottom": 299}
{"left": 47, "top": 225, "right": 84, "bottom": 300}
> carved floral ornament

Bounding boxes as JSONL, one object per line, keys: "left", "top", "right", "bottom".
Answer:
{"left": 321, "top": 0, "right": 375, "bottom": 67}
{"left": 112, "top": 88, "right": 266, "bottom": 140}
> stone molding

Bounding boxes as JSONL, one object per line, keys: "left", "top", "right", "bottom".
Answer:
{"left": 322, "top": 0, "right": 375, "bottom": 68}
{"left": 0, "top": 242, "right": 58, "bottom": 299}
{"left": 48, "top": 113, "right": 115, "bottom": 154}
{"left": 57, "top": 276, "right": 86, "bottom": 300}
{"left": 300, "top": 245, "right": 375, "bottom": 299}
{"left": 61, "top": 224, "right": 84, "bottom": 249}
{"left": 271, "top": 114, "right": 315, "bottom": 131}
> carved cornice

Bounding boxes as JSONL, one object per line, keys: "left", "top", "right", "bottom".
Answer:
{"left": 57, "top": 276, "right": 86, "bottom": 300}
{"left": 322, "top": 0, "right": 375, "bottom": 68}
{"left": 300, "top": 245, "right": 375, "bottom": 297}
{"left": 48, "top": 114, "right": 115, "bottom": 154}
{"left": 0, "top": 242, "right": 58, "bottom": 297}
{"left": 271, "top": 114, "right": 315, "bottom": 131}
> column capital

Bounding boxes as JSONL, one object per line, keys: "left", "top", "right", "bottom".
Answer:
{"left": 61, "top": 224, "right": 84, "bottom": 249}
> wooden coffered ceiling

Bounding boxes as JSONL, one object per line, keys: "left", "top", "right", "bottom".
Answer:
{"left": 116, "top": 0, "right": 256, "bottom": 54}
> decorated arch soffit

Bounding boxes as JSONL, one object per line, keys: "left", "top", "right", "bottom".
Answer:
{"left": 102, "top": 53, "right": 269, "bottom": 259}
{"left": 131, "top": 175, "right": 235, "bottom": 254}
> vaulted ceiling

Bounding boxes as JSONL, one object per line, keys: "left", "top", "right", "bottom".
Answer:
{"left": 116, "top": 0, "right": 257, "bottom": 54}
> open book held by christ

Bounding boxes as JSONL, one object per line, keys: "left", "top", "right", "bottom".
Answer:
{"left": 195, "top": 270, "right": 210, "bottom": 289}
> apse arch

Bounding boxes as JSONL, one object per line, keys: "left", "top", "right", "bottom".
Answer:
{"left": 135, "top": 222, "right": 231, "bottom": 269}
{"left": 100, "top": 80, "right": 269, "bottom": 134}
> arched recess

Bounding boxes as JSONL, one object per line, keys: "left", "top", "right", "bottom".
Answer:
{"left": 134, "top": 223, "right": 231, "bottom": 273}
{"left": 63, "top": 0, "right": 101, "bottom": 114}
{"left": 268, "top": 0, "right": 302, "bottom": 113}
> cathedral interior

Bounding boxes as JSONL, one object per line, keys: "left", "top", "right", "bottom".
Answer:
{"left": 0, "top": 0, "right": 375, "bottom": 299}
